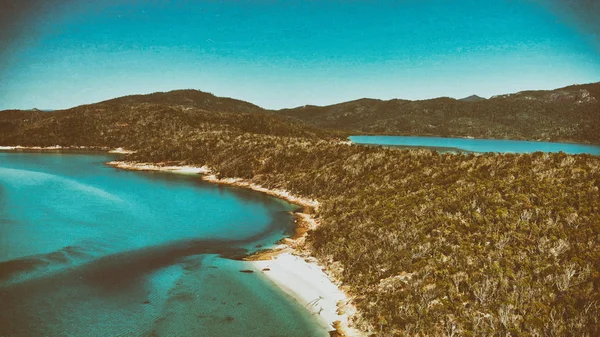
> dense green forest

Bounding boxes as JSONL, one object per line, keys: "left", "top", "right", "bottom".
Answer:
{"left": 279, "top": 82, "right": 600, "bottom": 144}
{"left": 1, "top": 88, "right": 599, "bottom": 336}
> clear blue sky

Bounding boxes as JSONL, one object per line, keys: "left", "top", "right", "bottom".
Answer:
{"left": 1, "top": 0, "right": 599, "bottom": 110}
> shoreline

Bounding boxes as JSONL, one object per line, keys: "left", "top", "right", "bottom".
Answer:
{"left": 0, "top": 145, "right": 138, "bottom": 154}
{"left": 105, "top": 160, "right": 362, "bottom": 337}
{"left": 201, "top": 174, "right": 320, "bottom": 210}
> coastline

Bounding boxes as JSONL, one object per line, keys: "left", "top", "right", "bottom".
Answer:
{"left": 105, "top": 160, "right": 363, "bottom": 337}
{"left": 0, "top": 145, "right": 131, "bottom": 153}
{"left": 201, "top": 174, "right": 320, "bottom": 210}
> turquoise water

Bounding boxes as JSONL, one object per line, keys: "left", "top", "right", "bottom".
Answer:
{"left": 349, "top": 135, "right": 600, "bottom": 155}
{"left": 0, "top": 152, "right": 328, "bottom": 337}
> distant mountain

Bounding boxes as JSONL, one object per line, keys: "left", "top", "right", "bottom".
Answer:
{"left": 459, "top": 95, "right": 486, "bottom": 102}
{"left": 2, "top": 82, "right": 599, "bottom": 146}
{"left": 277, "top": 82, "right": 600, "bottom": 144}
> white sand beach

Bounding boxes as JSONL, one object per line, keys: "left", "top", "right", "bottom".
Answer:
{"left": 250, "top": 253, "right": 362, "bottom": 336}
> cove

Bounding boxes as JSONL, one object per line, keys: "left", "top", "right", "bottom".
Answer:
{"left": 349, "top": 135, "right": 600, "bottom": 155}
{"left": 0, "top": 152, "right": 329, "bottom": 337}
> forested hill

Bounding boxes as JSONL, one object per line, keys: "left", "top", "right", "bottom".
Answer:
{"left": 99, "top": 89, "right": 265, "bottom": 114}
{"left": 278, "top": 82, "right": 600, "bottom": 144}
{"left": 0, "top": 95, "right": 333, "bottom": 149}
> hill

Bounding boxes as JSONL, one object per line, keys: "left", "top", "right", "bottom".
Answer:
{"left": 0, "top": 92, "right": 332, "bottom": 148}
{"left": 99, "top": 89, "right": 265, "bottom": 114}
{"left": 278, "top": 82, "right": 600, "bottom": 144}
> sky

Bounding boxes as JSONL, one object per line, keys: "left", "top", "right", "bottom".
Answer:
{"left": 0, "top": 0, "right": 599, "bottom": 110}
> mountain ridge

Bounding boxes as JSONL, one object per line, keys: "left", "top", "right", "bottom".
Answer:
{"left": 278, "top": 81, "right": 600, "bottom": 144}
{"left": 1, "top": 81, "right": 599, "bottom": 145}
{"left": 4, "top": 81, "right": 598, "bottom": 113}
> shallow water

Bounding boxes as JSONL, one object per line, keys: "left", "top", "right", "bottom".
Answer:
{"left": 349, "top": 135, "right": 600, "bottom": 155}
{"left": 0, "top": 152, "right": 328, "bottom": 336}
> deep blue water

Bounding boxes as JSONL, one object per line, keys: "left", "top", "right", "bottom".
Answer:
{"left": 0, "top": 152, "right": 328, "bottom": 336}
{"left": 349, "top": 135, "right": 600, "bottom": 155}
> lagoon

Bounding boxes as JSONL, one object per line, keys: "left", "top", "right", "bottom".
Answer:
{"left": 349, "top": 135, "right": 600, "bottom": 155}
{"left": 0, "top": 152, "right": 328, "bottom": 336}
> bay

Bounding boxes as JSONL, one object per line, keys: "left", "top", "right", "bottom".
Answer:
{"left": 0, "top": 152, "right": 327, "bottom": 337}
